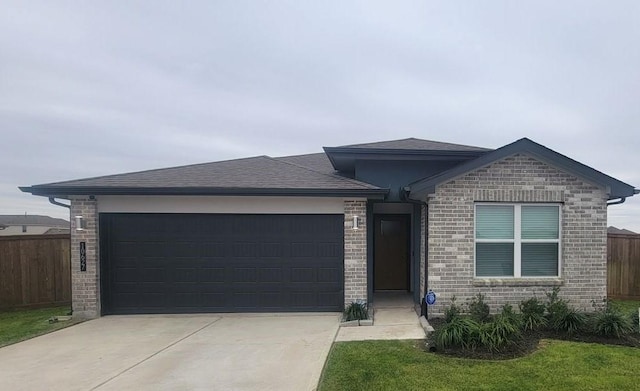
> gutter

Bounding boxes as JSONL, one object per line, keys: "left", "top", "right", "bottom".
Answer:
{"left": 607, "top": 189, "right": 640, "bottom": 206}
{"left": 48, "top": 197, "right": 70, "bottom": 209}
{"left": 21, "top": 186, "right": 389, "bottom": 199}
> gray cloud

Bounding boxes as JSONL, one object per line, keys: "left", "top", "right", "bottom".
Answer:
{"left": 1, "top": 0, "right": 639, "bottom": 229}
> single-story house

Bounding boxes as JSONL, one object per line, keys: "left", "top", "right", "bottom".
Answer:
{"left": 21, "top": 138, "right": 638, "bottom": 318}
{"left": 0, "top": 215, "right": 69, "bottom": 236}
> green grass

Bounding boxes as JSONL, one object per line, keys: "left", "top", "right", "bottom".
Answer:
{"left": 611, "top": 299, "right": 640, "bottom": 314}
{"left": 0, "top": 306, "right": 77, "bottom": 347}
{"left": 319, "top": 339, "right": 640, "bottom": 391}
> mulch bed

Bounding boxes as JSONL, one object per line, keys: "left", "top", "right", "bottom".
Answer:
{"left": 425, "top": 317, "right": 640, "bottom": 360}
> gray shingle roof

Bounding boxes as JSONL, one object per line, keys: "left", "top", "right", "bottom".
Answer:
{"left": 275, "top": 153, "right": 336, "bottom": 174}
{"left": 24, "top": 155, "right": 384, "bottom": 196}
{"left": 0, "top": 215, "right": 69, "bottom": 227}
{"left": 336, "top": 138, "right": 491, "bottom": 152}
{"left": 608, "top": 226, "right": 638, "bottom": 235}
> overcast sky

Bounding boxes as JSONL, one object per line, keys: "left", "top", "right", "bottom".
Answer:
{"left": 2, "top": 1, "right": 639, "bottom": 230}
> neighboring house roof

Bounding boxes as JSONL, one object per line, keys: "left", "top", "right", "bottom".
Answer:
{"left": 21, "top": 155, "right": 387, "bottom": 198}
{"left": 607, "top": 226, "right": 638, "bottom": 235}
{"left": 43, "top": 227, "right": 71, "bottom": 235}
{"left": 0, "top": 215, "right": 69, "bottom": 227}
{"left": 336, "top": 137, "right": 492, "bottom": 152}
{"left": 407, "top": 138, "right": 638, "bottom": 201}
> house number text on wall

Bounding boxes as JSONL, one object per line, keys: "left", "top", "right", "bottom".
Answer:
{"left": 80, "top": 242, "right": 87, "bottom": 272}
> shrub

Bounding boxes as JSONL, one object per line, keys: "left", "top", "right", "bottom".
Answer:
{"left": 631, "top": 309, "right": 640, "bottom": 334}
{"left": 468, "top": 313, "right": 521, "bottom": 352}
{"left": 519, "top": 297, "right": 547, "bottom": 331}
{"left": 543, "top": 288, "right": 586, "bottom": 335}
{"left": 343, "top": 301, "right": 368, "bottom": 321}
{"left": 435, "top": 316, "right": 478, "bottom": 350}
{"left": 550, "top": 307, "right": 586, "bottom": 335}
{"left": 444, "top": 296, "right": 464, "bottom": 323}
{"left": 591, "top": 308, "right": 634, "bottom": 338}
{"left": 545, "top": 287, "right": 567, "bottom": 319}
{"left": 468, "top": 293, "right": 491, "bottom": 323}
{"left": 499, "top": 304, "right": 522, "bottom": 330}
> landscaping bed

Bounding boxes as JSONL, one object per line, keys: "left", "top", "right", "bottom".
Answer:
{"left": 426, "top": 290, "right": 640, "bottom": 360}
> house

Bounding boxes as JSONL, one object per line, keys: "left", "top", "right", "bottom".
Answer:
{"left": 607, "top": 226, "right": 637, "bottom": 235}
{"left": 0, "top": 215, "right": 69, "bottom": 236}
{"left": 20, "top": 138, "right": 638, "bottom": 319}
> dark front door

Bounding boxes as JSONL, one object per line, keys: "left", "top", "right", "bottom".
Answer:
{"left": 374, "top": 214, "right": 410, "bottom": 290}
{"left": 100, "top": 213, "right": 344, "bottom": 314}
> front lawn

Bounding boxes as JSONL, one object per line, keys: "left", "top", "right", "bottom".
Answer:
{"left": 611, "top": 299, "right": 640, "bottom": 315}
{"left": 0, "top": 306, "right": 77, "bottom": 347}
{"left": 319, "top": 339, "right": 640, "bottom": 391}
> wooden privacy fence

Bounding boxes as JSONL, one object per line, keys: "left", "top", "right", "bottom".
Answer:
{"left": 608, "top": 233, "right": 640, "bottom": 300}
{"left": 0, "top": 234, "right": 71, "bottom": 309}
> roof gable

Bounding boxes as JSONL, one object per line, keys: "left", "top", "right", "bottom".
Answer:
{"left": 407, "top": 138, "right": 637, "bottom": 201}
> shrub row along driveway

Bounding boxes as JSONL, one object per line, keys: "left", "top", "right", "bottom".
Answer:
{"left": 0, "top": 313, "right": 339, "bottom": 391}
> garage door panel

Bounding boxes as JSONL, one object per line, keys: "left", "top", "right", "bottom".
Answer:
{"left": 101, "top": 213, "right": 344, "bottom": 314}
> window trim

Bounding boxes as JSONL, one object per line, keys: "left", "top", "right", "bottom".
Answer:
{"left": 474, "top": 203, "right": 562, "bottom": 278}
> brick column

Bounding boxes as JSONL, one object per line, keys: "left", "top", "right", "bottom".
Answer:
{"left": 70, "top": 196, "right": 100, "bottom": 318}
{"left": 344, "top": 200, "right": 367, "bottom": 306}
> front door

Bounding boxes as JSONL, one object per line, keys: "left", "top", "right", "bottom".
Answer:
{"left": 374, "top": 214, "right": 410, "bottom": 290}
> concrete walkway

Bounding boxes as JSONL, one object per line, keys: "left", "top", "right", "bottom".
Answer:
{"left": 336, "top": 292, "right": 427, "bottom": 341}
{"left": 0, "top": 313, "right": 339, "bottom": 391}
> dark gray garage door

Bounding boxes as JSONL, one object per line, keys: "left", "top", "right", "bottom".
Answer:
{"left": 100, "top": 214, "right": 344, "bottom": 314}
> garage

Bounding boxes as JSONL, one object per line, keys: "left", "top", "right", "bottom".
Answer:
{"left": 99, "top": 213, "right": 344, "bottom": 314}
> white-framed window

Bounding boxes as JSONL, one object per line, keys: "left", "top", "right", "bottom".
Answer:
{"left": 475, "top": 203, "right": 561, "bottom": 278}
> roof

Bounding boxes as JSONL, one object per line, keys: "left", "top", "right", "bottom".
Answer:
{"left": 43, "top": 227, "right": 71, "bottom": 235}
{"left": 0, "top": 215, "right": 69, "bottom": 227}
{"left": 608, "top": 226, "right": 638, "bottom": 235}
{"left": 337, "top": 137, "right": 491, "bottom": 152}
{"left": 407, "top": 138, "right": 638, "bottom": 200}
{"left": 323, "top": 138, "right": 491, "bottom": 172}
{"left": 22, "top": 155, "right": 387, "bottom": 198}
{"left": 275, "top": 152, "right": 336, "bottom": 175}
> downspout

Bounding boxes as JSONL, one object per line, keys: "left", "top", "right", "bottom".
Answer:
{"left": 400, "top": 187, "right": 429, "bottom": 318}
{"left": 48, "top": 197, "right": 71, "bottom": 209}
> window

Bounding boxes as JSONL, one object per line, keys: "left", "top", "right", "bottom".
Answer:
{"left": 22, "top": 225, "right": 27, "bottom": 233}
{"left": 475, "top": 204, "right": 560, "bottom": 277}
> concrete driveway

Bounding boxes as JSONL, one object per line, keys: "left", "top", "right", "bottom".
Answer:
{"left": 0, "top": 313, "right": 339, "bottom": 391}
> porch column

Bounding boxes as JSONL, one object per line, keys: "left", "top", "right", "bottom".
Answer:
{"left": 70, "top": 196, "right": 100, "bottom": 318}
{"left": 343, "top": 200, "right": 367, "bottom": 306}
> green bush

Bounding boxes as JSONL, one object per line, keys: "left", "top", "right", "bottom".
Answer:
{"left": 343, "top": 301, "right": 368, "bottom": 321}
{"left": 468, "top": 293, "right": 491, "bottom": 323}
{"left": 591, "top": 308, "right": 634, "bottom": 338}
{"left": 499, "top": 304, "right": 522, "bottom": 330}
{"left": 631, "top": 309, "right": 640, "bottom": 333}
{"left": 435, "top": 316, "right": 477, "bottom": 350}
{"left": 444, "top": 296, "right": 463, "bottom": 323}
{"left": 468, "top": 313, "right": 521, "bottom": 352}
{"left": 550, "top": 307, "right": 586, "bottom": 335}
{"left": 519, "top": 297, "right": 547, "bottom": 331}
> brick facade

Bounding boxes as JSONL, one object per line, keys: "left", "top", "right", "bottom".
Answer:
{"left": 343, "top": 200, "right": 368, "bottom": 306}
{"left": 70, "top": 197, "right": 100, "bottom": 318}
{"left": 426, "top": 153, "right": 608, "bottom": 316}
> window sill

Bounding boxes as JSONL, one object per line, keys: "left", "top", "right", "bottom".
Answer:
{"left": 472, "top": 278, "right": 563, "bottom": 287}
